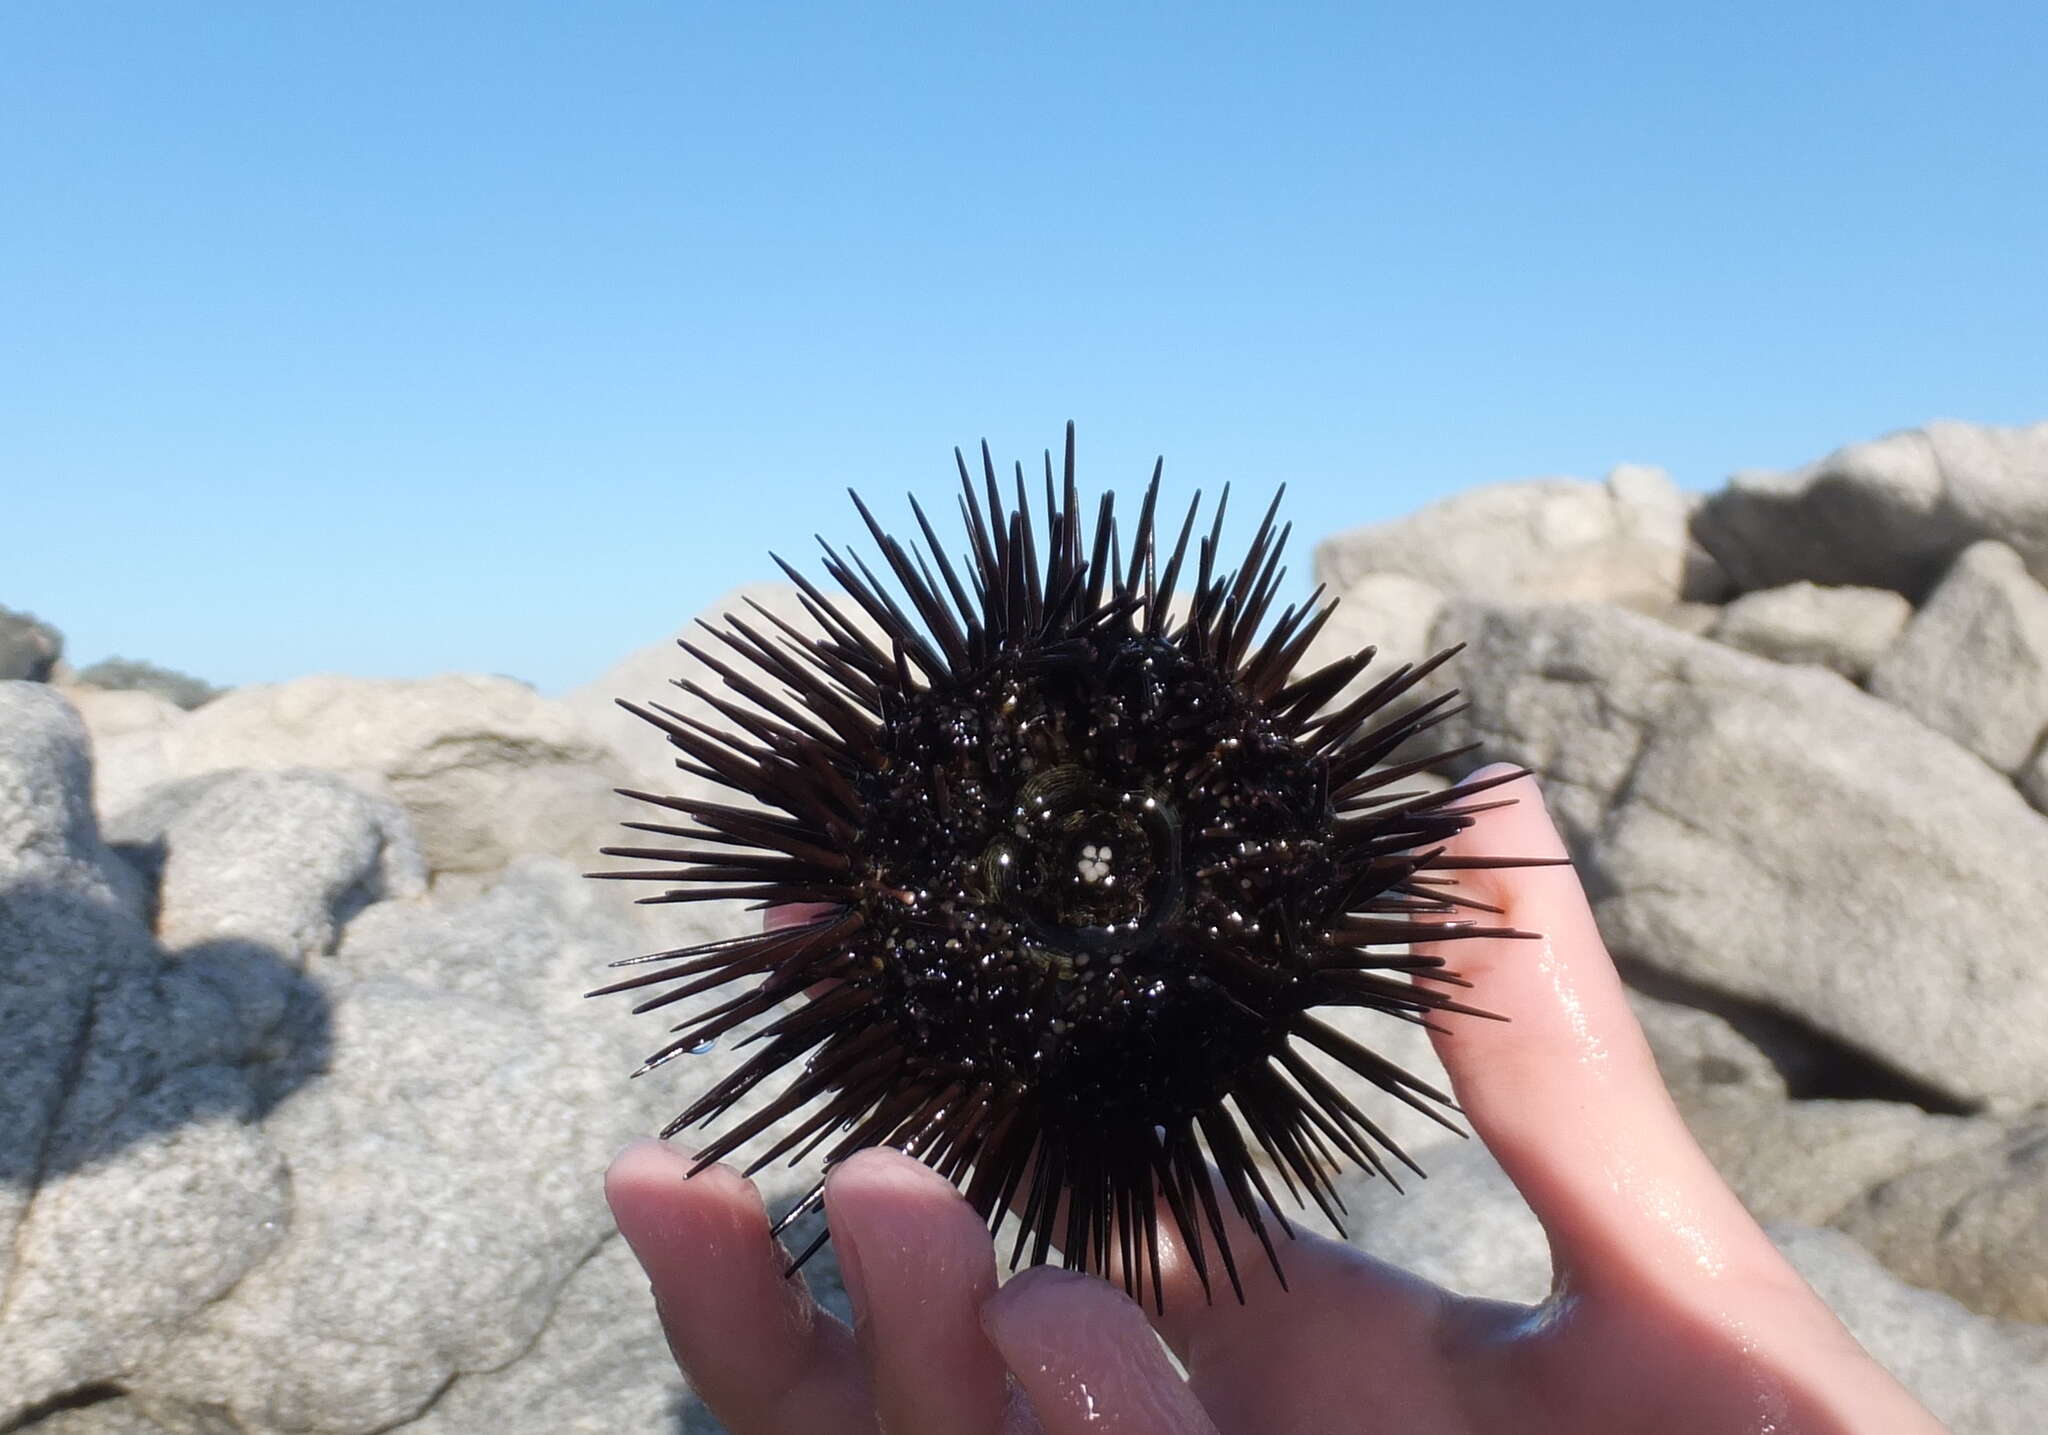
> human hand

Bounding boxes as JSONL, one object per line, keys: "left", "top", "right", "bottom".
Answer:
{"left": 606, "top": 770, "right": 1950, "bottom": 1434}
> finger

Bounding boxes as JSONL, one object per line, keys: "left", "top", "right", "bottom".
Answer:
{"left": 983, "top": 1268, "right": 1223, "bottom": 1435}
{"left": 1418, "top": 767, "right": 1799, "bottom": 1305}
{"left": 824, "top": 1147, "right": 1010, "bottom": 1435}
{"left": 606, "top": 1139, "right": 874, "bottom": 1435}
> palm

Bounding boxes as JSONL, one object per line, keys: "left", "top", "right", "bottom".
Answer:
{"left": 607, "top": 774, "right": 1946, "bottom": 1435}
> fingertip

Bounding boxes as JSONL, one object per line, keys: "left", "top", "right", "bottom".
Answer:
{"left": 983, "top": 1269, "right": 1220, "bottom": 1434}
{"left": 979, "top": 1267, "right": 1109, "bottom": 1351}
{"left": 823, "top": 1143, "right": 952, "bottom": 1201}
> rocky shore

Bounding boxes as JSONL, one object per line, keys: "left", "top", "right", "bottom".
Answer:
{"left": 4, "top": 418, "right": 2046, "bottom": 1433}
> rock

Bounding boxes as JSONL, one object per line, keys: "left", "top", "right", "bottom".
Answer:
{"left": 563, "top": 582, "right": 888, "bottom": 799}
{"left": 1, "top": 604, "right": 63, "bottom": 681}
{"left": 1868, "top": 541, "right": 2048, "bottom": 773}
{"left": 105, "top": 769, "right": 426, "bottom": 960}
{"left": 0, "top": 684, "right": 304, "bottom": 1423}
{"left": 128, "top": 976, "right": 628, "bottom": 1435}
{"left": 61, "top": 684, "right": 185, "bottom": 745}
{"left": 1340, "top": 1137, "right": 1551, "bottom": 1301}
{"left": 1773, "top": 1225, "right": 2048, "bottom": 1435}
{"left": 1834, "top": 1119, "right": 2048, "bottom": 1324}
{"left": 1657, "top": 600, "right": 1722, "bottom": 637}
{"left": 91, "top": 673, "right": 628, "bottom": 884}
{"left": 1292, "top": 573, "right": 1447, "bottom": 715}
{"left": 72, "top": 657, "right": 221, "bottom": 711}
{"left": 123, "top": 859, "right": 762, "bottom": 1435}
{"left": 398, "top": 1237, "right": 694, "bottom": 1435}
{"left": 2023, "top": 742, "right": 2048, "bottom": 815}
{"left": 1680, "top": 1093, "right": 1991, "bottom": 1229}
{"left": 1313, "top": 464, "right": 1694, "bottom": 611}
{"left": 1430, "top": 600, "right": 2048, "bottom": 1110}
{"left": 1693, "top": 420, "right": 2048, "bottom": 596}
{"left": 1629, "top": 990, "right": 1786, "bottom": 1102}
{"left": 18, "top": 1396, "right": 172, "bottom": 1433}
{"left": 1711, "top": 582, "right": 1911, "bottom": 680}
{"left": 1335, "top": 1143, "right": 2048, "bottom": 1434}
{"left": 1, "top": 684, "right": 146, "bottom": 915}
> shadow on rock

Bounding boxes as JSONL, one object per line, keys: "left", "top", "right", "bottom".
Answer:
{"left": 0, "top": 882, "right": 332, "bottom": 1193}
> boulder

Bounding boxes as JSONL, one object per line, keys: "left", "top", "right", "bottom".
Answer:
{"left": 0, "top": 684, "right": 306, "bottom": 1423}
{"left": 1629, "top": 990, "right": 1786, "bottom": 1102}
{"left": 104, "top": 769, "right": 426, "bottom": 960}
{"left": 122, "top": 858, "right": 777, "bottom": 1435}
{"left": 1291, "top": 573, "right": 1447, "bottom": 715}
{"left": 1657, "top": 600, "right": 1723, "bottom": 637}
{"left": 1, "top": 684, "right": 146, "bottom": 915}
{"left": 563, "top": 582, "right": 888, "bottom": 800}
{"left": 127, "top": 975, "right": 627, "bottom": 1435}
{"left": 1680, "top": 1093, "right": 1992, "bottom": 1229}
{"left": 1692, "top": 420, "right": 2048, "bottom": 596}
{"left": 1430, "top": 600, "right": 2048, "bottom": 1110}
{"left": 90, "top": 673, "right": 628, "bottom": 884}
{"left": 1775, "top": 1225, "right": 2048, "bottom": 1435}
{"left": 1334, "top": 1141, "right": 2048, "bottom": 1434}
{"left": 1868, "top": 541, "right": 2048, "bottom": 773}
{"left": 60, "top": 683, "right": 185, "bottom": 745}
{"left": 2023, "top": 742, "right": 2048, "bottom": 815}
{"left": 17, "top": 1397, "right": 170, "bottom": 1434}
{"left": 397, "top": 1238, "right": 694, "bottom": 1435}
{"left": 1710, "top": 582, "right": 1911, "bottom": 680}
{"left": 1313, "top": 464, "right": 1696, "bottom": 611}
{"left": 1834, "top": 1119, "right": 2048, "bottom": 1325}
{"left": 1, "top": 604, "right": 63, "bottom": 681}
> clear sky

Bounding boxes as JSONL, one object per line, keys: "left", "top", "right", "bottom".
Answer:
{"left": 5, "top": 2, "right": 2043, "bottom": 694}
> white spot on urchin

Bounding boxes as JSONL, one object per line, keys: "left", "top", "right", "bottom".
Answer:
{"left": 1077, "top": 844, "right": 1112, "bottom": 883}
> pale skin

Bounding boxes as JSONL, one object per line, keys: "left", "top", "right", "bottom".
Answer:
{"left": 606, "top": 770, "right": 1952, "bottom": 1434}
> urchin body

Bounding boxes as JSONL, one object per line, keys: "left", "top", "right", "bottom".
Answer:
{"left": 593, "top": 429, "right": 1536, "bottom": 1303}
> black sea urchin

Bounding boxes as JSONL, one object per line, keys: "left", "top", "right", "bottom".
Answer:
{"left": 591, "top": 428, "right": 1540, "bottom": 1305}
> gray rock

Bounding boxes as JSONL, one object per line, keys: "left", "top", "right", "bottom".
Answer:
{"left": 1657, "top": 600, "right": 1723, "bottom": 637}
{"left": 2023, "top": 741, "right": 2048, "bottom": 815}
{"left": 1, "top": 605, "right": 64, "bottom": 681}
{"left": 90, "top": 673, "right": 628, "bottom": 883}
{"left": 1340, "top": 1137, "right": 1550, "bottom": 1301}
{"left": 1, "top": 684, "right": 301, "bottom": 1422}
{"left": 1627, "top": 996, "right": 2032, "bottom": 1313}
{"left": 1693, "top": 419, "right": 2048, "bottom": 596}
{"left": 18, "top": 1396, "right": 172, "bottom": 1434}
{"left": 400, "top": 1237, "right": 693, "bottom": 1435}
{"left": 71, "top": 657, "right": 220, "bottom": 711}
{"left": 128, "top": 977, "right": 627, "bottom": 1435}
{"left": 1834, "top": 1119, "right": 2048, "bottom": 1324}
{"left": 1, "top": 685, "right": 147, "bottom": 916}
{"left": 1629, "top": 990, "right": 1786, "bottom": 1102}
{"left": 1773, "top": 1225, "right": 2048, "bottom": 1435}
{"left": 1868, "top": 541, "right": 2048, "bottom": 773}
{"left": 1431, "top": 600, "right": 2048, "bottom": 1110}
{"left": 564, "top": 582, "right": 889, "bottom": 800}
{"left": 1313, "top": 464, "right": 1694, "bottom": 611}
{"left": 106, "top": 769, "right": 426, "bottom": 959}
{"left": 1337, "top": 1144, "right": 2048, "bottom": 1434}
{"left": 60, "top": 684, "right": 185, "bottom": 746}
{"left": 1711, "top": 582, "right": 1911, "bottom": 680}
{"left": 1291, "top": 573, "right": 1447, "bottom": 715}
{"left": 1680, "top": 1092, "right": 1991, "bottom": 1229}
{"left": 125, "top": 861, "right": 744, "bottom": 1435}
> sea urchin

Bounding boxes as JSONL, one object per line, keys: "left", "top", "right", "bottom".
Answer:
{"left": 591, "top": 427, "right": 1541, "bottom": 1305}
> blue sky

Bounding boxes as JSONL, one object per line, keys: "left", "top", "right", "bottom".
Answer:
{"left": 5, "top": 2, "right": 2043, "bottom": 693}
